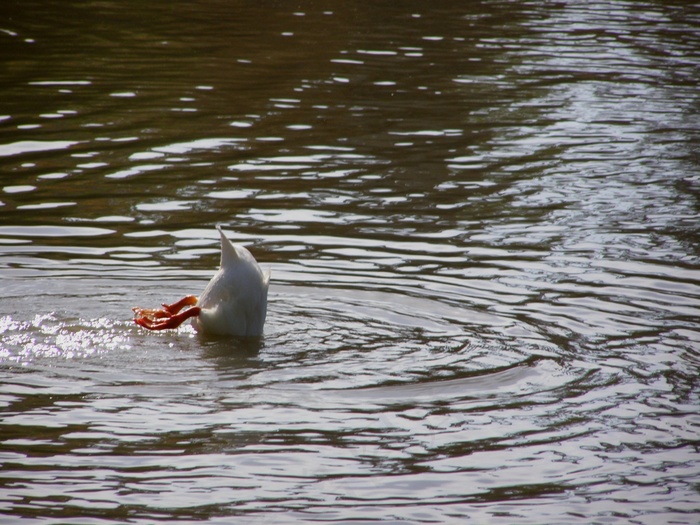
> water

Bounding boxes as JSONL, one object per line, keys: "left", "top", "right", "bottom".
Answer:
{"left": 1, "top": 1, "right": 699, "bottom": 523}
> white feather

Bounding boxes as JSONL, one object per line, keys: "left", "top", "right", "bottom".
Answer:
{"left": 192, "top": 226, "right": 270, "bottom": 336}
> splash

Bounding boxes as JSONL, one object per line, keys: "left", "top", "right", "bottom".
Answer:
{"left": 0, "top": 313, "right": 131, "bottom": 365}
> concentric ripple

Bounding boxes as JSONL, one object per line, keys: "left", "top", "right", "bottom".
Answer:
{"left": 1, "top": 0, "right": 699, "bottom": 523}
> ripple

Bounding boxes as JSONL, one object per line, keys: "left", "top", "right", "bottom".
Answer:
{"left": 3, "top": 185, "right": 36, "bottom": 193}
{"left": 1, "top": 0, "right": 699, "bottom": 522}
{"left": 0, "top": 140, "right": 78, "bottom": 157}
{"left": 17, "top": 201, "right": 76, "bottom": 210}
{"left": 285, "top": 357, "right": 592, "bottom": 408}
{"left": 0, "top": 225, "right": 114, "bottom": 237}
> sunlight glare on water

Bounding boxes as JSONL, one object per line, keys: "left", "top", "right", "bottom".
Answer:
{"left": 1, "top": 1, "right": 699, "bottom": 524}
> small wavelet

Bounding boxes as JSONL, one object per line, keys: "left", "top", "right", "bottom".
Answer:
{"left": 0, "top": 140, "right": 78, "bottom": 157}
{"left": 0, "top": 225, "right": 114, "bottom": 237}
{"left": 274, "top": 356, "right": 593, "bottom": 409}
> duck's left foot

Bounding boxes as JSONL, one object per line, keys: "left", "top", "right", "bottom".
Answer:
{"left": 133, "top": 306, "right": 201, "bottom": 330}
{"left": 161, "top": 295, "right": 198, "bottom": 315}
{"left": 132, "top": 295, "right": 200, "bottom": 331}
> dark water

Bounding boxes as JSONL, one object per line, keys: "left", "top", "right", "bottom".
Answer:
{"left": 2, "top": 1, "right": 700, "bottom": 523}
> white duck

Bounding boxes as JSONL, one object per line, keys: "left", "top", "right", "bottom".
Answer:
{"left": 133, "top": 225, "right": 270, "bottom": 337}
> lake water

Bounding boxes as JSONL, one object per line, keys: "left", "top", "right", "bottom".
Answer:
{"left": 1, "top": 1, "right": 699, "bottom": 523}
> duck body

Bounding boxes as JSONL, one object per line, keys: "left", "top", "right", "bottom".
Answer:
{"left": 133, "top": 226, "right": 270, "bottom": 337}
{"left": 193, "top": 226, "right": 269, "bottom": 336}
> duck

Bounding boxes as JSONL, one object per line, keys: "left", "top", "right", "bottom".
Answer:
{"left": 132, "top": 225, "right": 270, "bottom": 337}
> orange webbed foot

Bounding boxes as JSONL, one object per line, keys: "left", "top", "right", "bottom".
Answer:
{"left": 160, "top": 295, "right": 198, "bottom": 315}
{"left": 132, "top": 295, "right": 200, "bottom": 331}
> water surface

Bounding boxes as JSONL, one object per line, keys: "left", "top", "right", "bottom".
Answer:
{"left": 1, "top": 1, "right": 699, "bottom": 524}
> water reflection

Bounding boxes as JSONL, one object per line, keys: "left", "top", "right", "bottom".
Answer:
{"left": 1, "top": 0, "right": 700, "bottom": 523}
